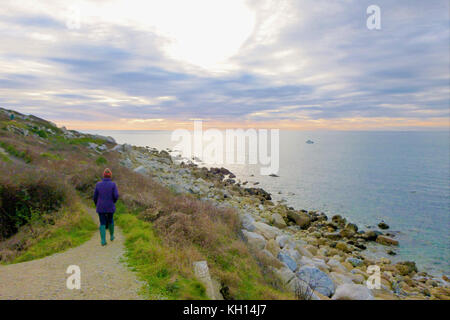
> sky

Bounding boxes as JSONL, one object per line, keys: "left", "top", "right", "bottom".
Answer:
{"left": 0, "top": 0, "right": 449, "bottom": 130}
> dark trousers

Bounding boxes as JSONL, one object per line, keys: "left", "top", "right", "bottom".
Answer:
{"left": 98, "top": 212, "right": 114, "bottom": 228}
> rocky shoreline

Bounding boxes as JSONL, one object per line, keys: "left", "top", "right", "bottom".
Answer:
{"left": 105, "top": 142, "right": 449, "bottom": 300}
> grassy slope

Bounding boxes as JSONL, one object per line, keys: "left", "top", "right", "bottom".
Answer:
{"left": 5, "top": 202, "right": 97, "bottom": 264}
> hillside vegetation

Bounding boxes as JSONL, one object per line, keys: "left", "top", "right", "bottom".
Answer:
{"left": 0, "top": 107, "right": 292, "bottom": 299}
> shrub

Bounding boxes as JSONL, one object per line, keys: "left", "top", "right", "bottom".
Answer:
{"left": 95, "top": 156, "right": 107, "bottom": 166}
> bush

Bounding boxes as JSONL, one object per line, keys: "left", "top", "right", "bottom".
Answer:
{"left": 95, "top": 156, "right": 107, "bottom": 166}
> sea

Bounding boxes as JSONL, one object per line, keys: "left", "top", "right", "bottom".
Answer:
{"left": 86, "top": 130, "right": 450, "bottom": 277}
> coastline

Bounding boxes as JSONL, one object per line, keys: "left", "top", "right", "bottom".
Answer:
{"left": 113, "top": 142, "right": 449, "bottom": 299}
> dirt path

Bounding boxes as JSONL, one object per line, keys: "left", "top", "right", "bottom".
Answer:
{"left": 0, "top": 208, "right": 143, "bottom": 300}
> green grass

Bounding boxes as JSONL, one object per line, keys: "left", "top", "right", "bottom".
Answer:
{"left": 115, "top": 201, "right": 208, "bottom": 300}
{"left": 69, "top": 137, "right": 106, "bottom": 146}
{"left": 0, "top": 153, "right": 10, "bottom": 163}
{"left": 0, "top": 141, "right": 32, "bottom": 163}
{"left": 11, "top": 205, "right": 97, "bottom": 263}
{"left": 95, "top": 156, "right": 108, "bottom": 166}
{"left": 40, "top": 152, "right": 63, "bottom": 161}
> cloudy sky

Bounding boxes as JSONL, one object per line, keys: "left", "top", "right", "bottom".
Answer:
{"left": 0, "top": 0, "right": 448, "bottom": 130}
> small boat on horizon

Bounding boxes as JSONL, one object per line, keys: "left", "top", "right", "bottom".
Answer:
{"left": 306, "top": 140, "right": 314, "bottom": 144}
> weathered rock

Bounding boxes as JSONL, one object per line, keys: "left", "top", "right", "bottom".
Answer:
{"left": 254, "top": 222, "right": 282, "bottom": 240}
{"left": 273, "top": 266, "right": 296, "bottom": 284}
{"left": 376, "top": 235, "right": 399, "bottom": 246}
{"left": 378, "top": 221, "right": 390, "bottom": 229}
{"left": 134, "top": 165, "right": 148, "bottom": 174}
{"left": 271, "top": 213, "right": 287, "bottom": 228}
{"left": 332, "top": 215, "right": 346, "bottom": 227}
{"left": 332, "top": 283, "right": 374, "bottom": 300}
{"left": 240, "top": 214, "right": 256, "bottom": 232}
{"left": 288, "top": 278, "right": 319, "bottom": 300}
{"left": 287, "top": 211, "right": 311, "bottom": 229}
{"left": 265, "top": 239, "right": 281, "bottom": 257}
{"left": 296, "top": 266, "right": 335, "bottom": 297}
{"left": 346, "top": 257, "right": 364, "bottom": 267}
{"left": 242, "top": 230, "right": 266, "bottom": 250}
{"left": 275, "top": 235, "right": 291, "bottom": 248}
{"left": 278, "top": 252, "right": 297, "bottom": 272}
{"left": 362, "top": 230, "right": 378, "bottom": 241}
{"left": 325, "top": 232, "right": 342, "bottom": 240}
{"left": 395, "top": 261, "right": 418, "bottom": 276}
{"left": 193, "top": 261, "right": 223, "bottom": 300}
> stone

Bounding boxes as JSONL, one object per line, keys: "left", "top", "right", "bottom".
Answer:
{"left": 240, "top": 214, "right": 256, "bottom": 232}
{"left": 336, "top": 242, "right": 351, "bottom": 253}
{"left": 278, "top": 252, "right": 298, "bottom": 272}
{"left": 332, "top": 283, "right": 374, "bottom": 300}
{"left": 193, "top": 261, "right": 223, "bottom": 300}
{"left": 331, "top": 215, "right": 346, "bottom": 226}
{"left": 362, "top": 230, "right": 378, "bottom": 241}
{"left": 296, "top": 266, "right": 335, "bottom": 297}
{"left": 287, "top": 211, "right": 311, "bottom": 229}
{"left": 273, "top": 266, "right": 296, "bottom": 284}
{"left": 265, "top": 239, "right": 281, "bottom": 257}
{"left": 287, "top": 278, "right": 319, "bottom": 300}
{"left": 346, "top": 257, "right": 364, "bottom": 267}
{"left": 254, "top": 222, "right": 282, "bottom": 240}
{"left": 134, "top": 166, "right": 148, "bottom": 174}
{"left": 325, "top": 232, "right": 342, "bottom": 240}
{"left": 378, "top": 221, "right": 389, "bottom": 229}
{"left": 329, "top": 272, "right": 353, "bottom": 285}
{"left": 395, "top": 261, "right": 418, "bottom": 276}
{"left": 275, "top": 235, "right": 291, "bottom": 248}
{"left": 242, "top": 230, "right": 266, "bottom": 250}
{"left": 271, "top": 213, "right": 287, "bottom": 228}
{"left": 376, "top": 235, "right": 399, "bottom": 246}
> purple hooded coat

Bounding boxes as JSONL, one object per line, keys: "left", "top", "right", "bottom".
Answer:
{"left": 93, "top": 178, "right": 119, "bottom": 213}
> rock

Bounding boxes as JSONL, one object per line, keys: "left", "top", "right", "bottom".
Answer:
{"left": 395, "top": 261, "right": 418, "bottom": 276}
{"left": 327, "top": 258, "right": 347, "bottom": 273}
{"left": 346, "top": 257, "right": 364, "bottom": 267}
{"left": 332, "top": 283, "right": 374, "bottom": 300}
{"left": 241, "top": 230, "right": 266, "bottom": 250}
{"left": 269, "top": 173, "right": 279, "bottom": 177}
{"left": 133, "top": 166, "right": 148, "bottom": 175}
{"left": 254, "top": 222, "right": 282, "bottom": 240}
{"left": 296, "top": 266, "right": 335, "bottom": 297}
{"left": 336, "top": 242, "right": 351, "bottom": 253}
{"left": 265, "top": 239, "right": 281, "bottom": 257}
{"left": 278, "top": 252, "right": 297, "bottom": 272}
{"left": 275, "top": 235, "right": 291, "bottom": 248}
{"left": 287, "top": 211, "right": 311, "bottom": 229}
{"left": 378, "top": 221, "right": 390, "bottom": 229}
{"left": 329, "top": 272, "right": 354, "bottom": 285}
{"left": 387, "top": 250, "right": 397, "bottom": 256}
{"left": 193, "top": 261, "right": 223, "bottom": 300}
{"left": 273, "top": 266, "right": 296, "bottom": 284}
{"left": 376, "top": 235, "right": 399, "bottom": 246}
{"left": 345, "top": 223, "right": 358, "bottom": 233}
{"left": 362, "top": 230, "right": 378, "bottom": 241}
{"left": 240, "top": 214, "right": 256, "bottom": 232}
{"left": 331, "top": 215, "right": 346, "bottom": 227}
{"left": 288, "top": 278, "right": 319, "bottom": 300}
{"left": 271, "top": 213, "right": 287, "bottom": 228}
{"left": 325, "top": 231, "right": 342, "bottom": 240}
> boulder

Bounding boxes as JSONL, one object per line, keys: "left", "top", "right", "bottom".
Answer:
{"left": 332, "top": 283, "right": 374, "bottom": 300}
{"left": 254, "top": 222, "right": 282, "bottom": 240}
{"left": 287, "top": 211, "right": 311, "bottom": 229}
{"left": 395, "top": 261, "right": 418, "bottom": 276}
{"left": 265, "top": 239, "right": 281, "bottom": 257}
{"left": 362, "top": 230, "right": 378, "bottom": 241}
{"left": 242, "top": 230, "right": 266, "bottom": 250}
{"left": 331, "top": 215, "right": 346, "bottom": 227}
{"left": 273, "top": 266, "right": 296, "bottom": 284}
{"left": 376, "top": 235, "right": 399, "bottom": 246}
{"left": 277, "top": 252, "right": 297, "bottom": 272}
{"left": 288, "top": 278, "right": 319, "bottom": 300}
{"left": 134, "top": 166, "right": 148, "bottom": 174}
{"left": 325, "top": 232, "right": 342, "bottom": 240}
{"left": 275, "top": 235, "right": 291, "bottom": 248}
{"left": 346, "top": 257, "right": 364, "bottom": 267}
{"left": 296, "top": 266, "right": 335, "bottom": 297}
{"left": 378, "top": 221, "right": 389, "bottom": 229}
{"left": 240, "top": 214, "right": 256, "bottom": 232}
{"left": 271, "top": 213, "right": 287, "bottom": 228}
{"left": 193, "top": 261, "right": 223, "bottom": 300}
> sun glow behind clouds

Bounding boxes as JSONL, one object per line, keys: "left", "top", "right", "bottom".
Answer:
{"left": 78, "top": 0, "right": 256, "bottom": 71}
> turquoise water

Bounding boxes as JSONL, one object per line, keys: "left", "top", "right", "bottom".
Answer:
{"left": 88, "top": 130, "right": 450, "bottom": 276}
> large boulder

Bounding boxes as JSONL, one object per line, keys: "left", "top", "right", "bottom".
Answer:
{"left": 346, "top": 257, "right": 364, "bottom": 267}
{"left": 332, "top": 283, "right": 374, "bottom": 300}
{"left": 240, "top": 214, "right": 256, "bottom": 232}
{"left": 242, "top": 230, "right": 266, "bottom": 250}
{"left": 277, "top": 252, "right": 298, "bottom": 272}
{"left": 296, "top": 266, "right": 335, "bottom": 297}
{"left": 271, "top": 213, "right": 287, "bottom": 228}
{"left": 254, "top": 222, "right": 282, "bottom": 240}
{"left": 275, "top": 235, "right": 291, "bottom": 248}
{"left": 193, "top": 261, "right": 223, "bottom": 300}
{"left": 287, "top": 211, "right": 311, "bottom": 229}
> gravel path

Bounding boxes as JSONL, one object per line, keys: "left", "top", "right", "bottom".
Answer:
{"left": 0, "top": 208, "right": 143, "bottom": 300}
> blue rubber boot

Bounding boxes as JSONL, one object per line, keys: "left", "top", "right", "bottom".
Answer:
{"left": 99, "top": 225, "right": 107, "bottom": 246}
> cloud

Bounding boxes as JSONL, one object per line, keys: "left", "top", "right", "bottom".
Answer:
{"left": 0, "top": 0, "right": 448, "bottom": 129}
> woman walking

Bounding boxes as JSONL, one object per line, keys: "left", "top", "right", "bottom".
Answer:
{"left": 93, "top": 168, "right": 119, "bottom": 246}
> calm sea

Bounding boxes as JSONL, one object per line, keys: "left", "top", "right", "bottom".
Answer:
{"left": 86, "top": 130, "right": 450, "bottom": 276}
